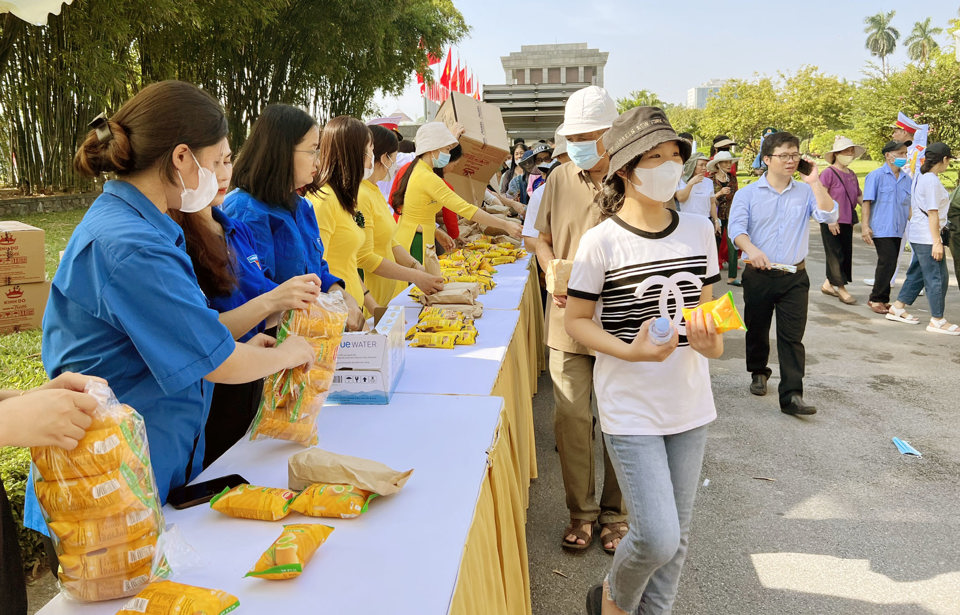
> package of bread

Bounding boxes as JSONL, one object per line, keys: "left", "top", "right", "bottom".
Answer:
{"left": 30, "top": 382, "right": 167, "bottom": 603}
{"left": 421, "top": 282, "right": 481, "bottom": 306}
{"left": 251, "top": 291, "right": 348, "bottom": 446}
{"left": 245, "top": 524, "right": 334, "bottom": 580}
{"left": 545, "top": 259, "right": 574, "bottom": 295}
{"left": 117, "top": 580, "right": 239, "bottom": 615}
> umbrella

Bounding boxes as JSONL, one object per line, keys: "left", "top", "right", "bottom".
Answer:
{"left": 0, "top": 0, "right": 73, "bottom": 26}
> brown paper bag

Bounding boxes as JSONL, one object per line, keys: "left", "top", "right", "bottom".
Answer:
{"left": 421, "top": 284, "right": 479, "bottom": 306}
{"left": 423, "top": 243, "right": 442, "bottom": 277}
{"left": 288, "top": 449, "right": 413, "bottom": 495}
{"left": 546, "top": 259, "right": 573, "bottom": 295}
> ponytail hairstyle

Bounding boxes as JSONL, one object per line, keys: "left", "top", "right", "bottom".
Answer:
{"left": 390, "top": 154, "right": 428, "bottom": 215}
{"left": 920, "top": 149, "right": 949, "bottom": 174}
{"left": 599, "top": 155, "right": 643, "bottom": 217}
{"left": 75, "top": 80, "right": 227, "bottom": 183}
{"left": 311, "top": 116, "right": 371, "bottom": 215}
{"left": 370, "top": 125, "right": 400, "bottom": 162}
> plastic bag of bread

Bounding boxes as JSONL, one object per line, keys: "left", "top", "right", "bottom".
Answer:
{"left": 245, "top": 523, "right": 334, "bottom": 580}
{"left": 251, "top": 291, "right": 348, "bottom": 446}
{"left": 30, "top": 381, "right": 168, "bottom": 603}
{"left": 290, "top": 483, "right": 376, "bottom": 518}
{"left": 209, "top": 484, "right": 297, "bottom": 521}
{"left": 117, "top": 580, "right": 239, "bottom": 615}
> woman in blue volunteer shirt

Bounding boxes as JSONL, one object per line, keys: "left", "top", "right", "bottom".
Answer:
{"left": 29, "top": 82, "right": 317, "bottom": 538}
{"left": 168, "top": 137, "right": 324, "bottom": 465}
{"left": 222, "top": 104, "right": 364, "bottom": 331}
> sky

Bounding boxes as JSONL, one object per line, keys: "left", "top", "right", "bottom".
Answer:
{"left": 374, "top": 0, "right": 960, "bottom": 120}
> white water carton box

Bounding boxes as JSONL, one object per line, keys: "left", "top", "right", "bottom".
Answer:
{"left": 328, "top": 306, "right": 405, "bottom": 404}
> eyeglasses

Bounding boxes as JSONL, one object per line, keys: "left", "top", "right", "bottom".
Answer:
{"left": 768, "top": 153, "right": 802, "bottom": 162}
{"left": 295, "top": 149, "right": 321, "bottom": 160}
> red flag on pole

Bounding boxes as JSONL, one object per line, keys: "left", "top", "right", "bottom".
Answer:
{"left": 419, "top": 38, "right": 442, "bottom": 65}
{"left": 439, "top": 49, "right": 452, "bottom": 89}
{"left": 474, "top": 74, "right": 481, "bottom": 101}
{"left": 459, "top": 66, "right": 467, "bottom": 94}
{"left": 451, "top": 57, "right": 460, "bottom": 94}
{"left": 416, "top": 72, "right": 425, "bottom": 96}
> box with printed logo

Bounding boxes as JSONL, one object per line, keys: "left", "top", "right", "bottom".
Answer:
{"left": 0, "top": 221, "right": 45, "bottom": 285}
{"left": 434, "top": 92, "right": 510, "bottom": 206}
{"left": 0, "top": 281, "right": 50, "bottom": 334}
{"left": 328, "top": 306, "right": 405, "bottom": 404}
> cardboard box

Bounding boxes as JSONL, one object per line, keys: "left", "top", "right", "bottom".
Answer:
{"left": 0, "top": 221, "right": 45, "bottom": 285}
{"left": 0, "top": 281, "right": 50, "bottom": 334}
{"left": 328, "top": 306, "right": 405, "bottom": 404}
{"left": 434, "top": 92, "right": 510, "bottom": 206}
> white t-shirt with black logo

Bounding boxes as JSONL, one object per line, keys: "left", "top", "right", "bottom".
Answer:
{"left": 567, "top": 211, "right": 721, "bottom": 436}
{"left": 676, "top": 177, "right": 714, "bottom": 218}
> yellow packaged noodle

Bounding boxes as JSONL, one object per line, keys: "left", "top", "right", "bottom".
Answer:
{"left": 59, "top": 533, "right": 157, "bottom": 579}
{"left": 681, "top": 291, "right": 747, "bottom": 334}
{"left": 246, "top": 524, "right": 335, "bottom": 580}
{"left": 49, "top": 507, "right": 156, "bottom": 555}
{"left": 117, "top": 581, "right": 239, "bottom": 615}
{"left": 290, "top": 483, "right": 377, "bottom": 519}
{"left": 409, "top": 332, "right": 456, "bottom": 349}
{"left": 209, "top": 484, "right": 297, "bottom": 521}
{"left": 58, "top": 562, "right": 152, "bottom": 602}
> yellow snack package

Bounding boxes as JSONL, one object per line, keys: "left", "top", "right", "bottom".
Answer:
{"left": 59, "top": 533, "right": 157, "bottom": 580}
{"left": 32, "top": 420, "right": 142, "bottom": 480}
{"left": 409, "top": 332, "right": 456, "bottom": 349}
{"left": 489, "top": 255, "right": 517, "bottom": 265}
{"left": 290, "top": 483, "right": 377, "bottom": 518}
{"left": 34, "top": 465, "right": 151, "bottom": 522}
{"left": 209, "top": 484, "right": 297, "bottom": 521}
{"left": 49, "top": 507, "right": 156, "bottom": 555}
{"left": 251, "top": 291, "right": 348, "bottom": 446}
{"left": 117, "top": 581, "right": 239, "bottom": 615}
{"left": 415, "top": 317, "right": 464, "bottom": 333}
{"left": 246, "top": 523, "right": 334, "bottom": 580}
{"left": 454, "top": 328, "right": 477, "bottom": 345}
{"left": 681, "top": 291, "right": 747, "bottom": 334}
{"left": 58, "top": 562, "right": 153, "bottom": 602}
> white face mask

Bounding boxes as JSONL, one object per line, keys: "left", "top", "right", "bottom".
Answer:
{"left": 836, "top": 154, "right": 855, "bottom": 166}
{"left": 362, "top": 164, "right": 374, "bottom": 181}
{"left": 383, "top": 155, "right": 398, "bottom": 183}
{"left": 630, "top": 161, "right": 684, "bottom": 202}
{"left": 177, "top": 152, "right": 219, "bottom": 213}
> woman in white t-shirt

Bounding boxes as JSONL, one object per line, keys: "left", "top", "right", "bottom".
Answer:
{"left": 674, "top": 153, "right": 720, "bottom": 233}
{"left": 886, "top": 143, "right": 957, "bottom": 335}
{"left": 565, "top": 107, "right": 724, "bottom": 615}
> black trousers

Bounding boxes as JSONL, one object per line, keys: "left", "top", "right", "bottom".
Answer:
{"left": 742, "top": 266, "right": 810, "bottom": 406}
{"left": 0, "top": 480, "right": 27, "bottom": 615}
{"left": 203, "top": 379, "right": 264, "bottom": 468}
{"left": 950, "top": 231, "right": 960, "bottom": 294}
{"left": 820, "top": 222, "right": 853, "bottom": 286}
{"left": 870, "top": 237, "right": 902, "bottom": 304}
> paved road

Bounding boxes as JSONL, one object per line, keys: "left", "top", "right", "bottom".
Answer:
{"left": 526, "top": 224, "right": 960, "bottom": 615}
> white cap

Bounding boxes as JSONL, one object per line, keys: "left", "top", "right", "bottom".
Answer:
{"left": 552, "top": 124, "right": 568, "bottom": 157}
{"left": 414, "top": 122, "right": 457, "bottom": 156}
{"left": 557, "top": 86, "right": 618, "bottom": 137}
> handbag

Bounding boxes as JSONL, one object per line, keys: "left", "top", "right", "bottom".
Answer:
{"left": 825, "top": 167, "right": 859, "bottom": 225}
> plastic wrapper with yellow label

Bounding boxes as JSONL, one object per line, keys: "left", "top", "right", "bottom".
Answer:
{"left": 251, "top": 291, "right": 348, "bottom": 446}
{"left": 246, "top": 523, "right": 334, "bottom": 580}
{"left": 117, "top": 580, "right": 239, "bottom": 615}
{"left": 30, "top": 382, "right": 168, "bottom": 603}
{"left": 681, "top": 291, "right": 747, "bottom": 334}
{"left": 409, "top": 332, "right": 456, "bottom": 349}
{"left": 290, "top": 483, "right": 377, "bottom": 519}
{"left": 209, "top": 484, "right": 297, "bottom": 521}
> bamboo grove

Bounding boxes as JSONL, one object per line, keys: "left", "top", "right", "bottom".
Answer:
{"left": 0, "top": 0, "right": 467, "bottom": 193}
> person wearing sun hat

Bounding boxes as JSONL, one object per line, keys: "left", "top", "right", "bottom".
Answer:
{"left": 887, "top": 142, "right": 959, "bottom": 335}
{"left": 818, "top": 135, "right": 865, "bottom": 305}
{"left": 564, "top": 106, "right": 722, "bottom": 615}
{"left": 707, "top": 150, "right": 742, "bottom": 285}
{"left": 534, "top": 85, "right": 629, "bottom": 555}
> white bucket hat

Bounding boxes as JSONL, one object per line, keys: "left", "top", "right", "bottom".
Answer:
{"left": 557, "top": 86, "right": 618, "bottom": 137}
{"left": 552, "top": 124, "right": 568, "bottom": 157}
{"left": 706, "top": 150, "right": 741, "bottom": 172}
{"left": 824, "top": 135, "right": 866, "bottom": 164}
{"left": 414, "top": 122, "right": 457, "bottom": 157}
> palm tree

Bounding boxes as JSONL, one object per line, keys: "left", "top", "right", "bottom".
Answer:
{"left": 904, "top": 17, "right": 943, "bottom": 65}
{"left": 864, "top": 11, "right": 900, "bottom": 76}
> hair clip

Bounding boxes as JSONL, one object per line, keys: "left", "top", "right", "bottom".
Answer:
{"left": 89, "top": 112, "right": 112, "bottom": 143}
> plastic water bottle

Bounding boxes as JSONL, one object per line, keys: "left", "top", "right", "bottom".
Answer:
{"left": 648, "top": 317, "right": 673, "bottom": 345}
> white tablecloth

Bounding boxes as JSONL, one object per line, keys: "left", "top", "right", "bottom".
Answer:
{"left": 390, "top": 255, "right": 533, "bottom": 311}
{"left": 36, "top": 395, "right": 504, "bottom": 615}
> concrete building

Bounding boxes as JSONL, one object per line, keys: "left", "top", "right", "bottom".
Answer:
{"left": 686, "top": 79, "right": 727, "bottom": 110}
{"left": 482, "top": 43, "right": 609, "bottom": 141}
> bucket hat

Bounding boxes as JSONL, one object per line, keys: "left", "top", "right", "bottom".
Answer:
{"left": 556, "top": 86, "right": 618, "bottom": 137}
{"left": 602, "top": 106, "right": 691, "bottom": 181}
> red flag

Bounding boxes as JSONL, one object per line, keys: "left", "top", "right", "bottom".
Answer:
{"left": 419, "top": 38, "right": 442, "bottom": 65}
{"left": 416, "top": 72, "right": 425, "bottom": 96}
{"left": 451, "top": 57, "right": 460, "bottom": 93}
{"left": 459, "top": 66, "right": 467, "bottom": 94}
{"left": 465, "top": 73, "right": 473, "bottom": 95}
{"left": 439, "top": 49, "right": 452, "bottom": 89}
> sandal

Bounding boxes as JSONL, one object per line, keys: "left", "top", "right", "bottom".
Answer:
{"left": 885, "top": 305, "right": 920, "bottom": 324}
{"left": 867, "top": 301, "right": 888, "bottom": 315}
{"left": 821, "top": 284, "right": 839, "bottom": 298}
{"left": 926, "top": 318, "right": 960, "bottom": 336}
{"left": 561, "top": 519, "right": 594, "bottom": 551}
{"left": 599, "top": 521, "right": 629, "bottom": 555}
{"left": 838, "top": 292, "right": 857, "bottom": 305}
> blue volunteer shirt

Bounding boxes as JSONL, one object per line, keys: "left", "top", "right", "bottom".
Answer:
{"left": 221, "top": 189, "right": 342, "bottom": 290}
{"left": 728, "top": 174, "right": 839, "bottom": 266}
{"left": 863, "top": 163, "right": 912, "bottom": 238}
{"left": 26, "top": 180, "right": 236, "bottom": 534}
{"left": 207, "top": 207, "right": 278, "bottom": 341}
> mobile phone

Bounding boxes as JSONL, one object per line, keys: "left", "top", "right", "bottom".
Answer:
{"left": 797, "top": 158, "right": 813, "bottom": 176}
{"left": 167, "top": 474, "right": 247, "bottom": 509}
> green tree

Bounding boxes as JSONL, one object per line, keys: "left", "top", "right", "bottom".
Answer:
{"left": 616, "top": 89, "right": 666, "bottom": 113}
{"left": 904, "top": 17, "right": 943, "bottom": 65}
{"left": 699, "top": 77, "right": 786, "bottom": 159}
{"left": 665, "top": 106, "right": 704, "bottom": 142}
{"left": 780, "top": 66, "right": 855, "bottom": 148}
{"left": 864, "top": 10, "right": 900, "bottom": 77}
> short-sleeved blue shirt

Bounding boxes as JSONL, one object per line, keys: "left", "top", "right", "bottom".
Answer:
{"left": 863, "top": 163, "right": 912, "bottom": 238}
{"left": 206, "top": 207, "right": 277, "bottom": 341}
{"left": 221, "top": 189, "right": 342, "bottom": 290}
{"left": 26, "top": 181, "right": 236, "bottom": 533}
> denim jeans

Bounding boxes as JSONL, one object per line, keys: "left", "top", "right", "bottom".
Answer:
{"left": 603, "top": 425, "right": 709, "bottom": 614}
{"left": 898, "top": 243, "right": 948, "bottom": 319}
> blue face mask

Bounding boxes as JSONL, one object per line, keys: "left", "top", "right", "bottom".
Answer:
{"left": 433, "top": 151, "right": 451, "bottom": 169}
{"left": 566, "top": 140, "right": 603, "bottom": 170}
{"left": 893, "top": 157, "right": 907, "bottom": 168}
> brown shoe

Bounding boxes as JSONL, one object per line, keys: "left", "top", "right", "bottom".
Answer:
{"left": 868, "top": 301, "right": 888, "bottom": 314}
{"left": 561, "top": 519, "right": 594, "bottom": 551}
